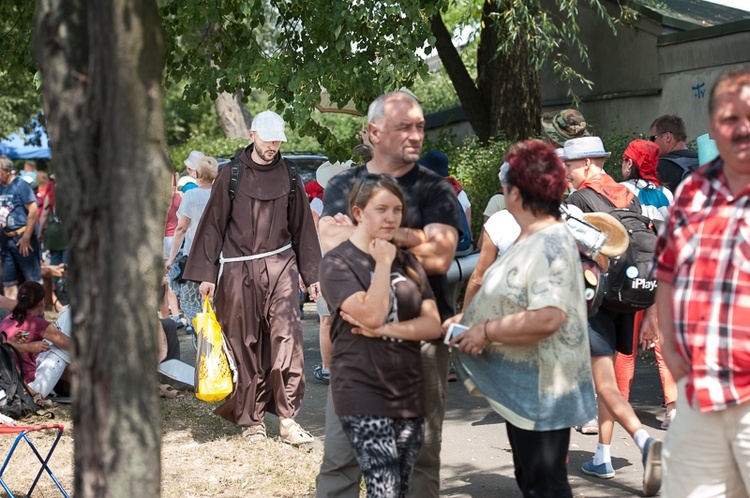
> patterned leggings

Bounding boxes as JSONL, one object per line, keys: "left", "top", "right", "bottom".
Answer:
{"left": 176, "top": 280, "right": 201, "bottom": 328}
{"left": 339, "top": 415, "right": 425, "bottom": 498}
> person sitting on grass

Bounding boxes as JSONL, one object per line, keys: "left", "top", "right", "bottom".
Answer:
{"left": 1, "top": 281, "right": 70, "bottom": 397}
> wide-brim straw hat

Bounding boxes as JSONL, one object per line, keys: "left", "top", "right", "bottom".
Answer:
{"left": 582, "top": 212, "right": 629, "bottom": 258}
{"left": 316, "top": 160, "right": 352, "bottom": 189}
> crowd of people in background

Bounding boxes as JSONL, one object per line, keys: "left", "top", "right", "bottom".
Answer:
{"left": 2, "top": 65, "right": 746, "bottom": 498}
{"left": 155, "top": 69, "right": 750, "bottom": 498}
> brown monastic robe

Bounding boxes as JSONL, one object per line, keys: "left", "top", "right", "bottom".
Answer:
{"left": 184, "top": 146, "right": 321, "bottom": 426}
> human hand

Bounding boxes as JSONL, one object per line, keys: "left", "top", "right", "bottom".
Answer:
{"left": 661, "top": 343, "right": 690, "bottom": 382}
{"left": 333, "top": 213, "right": 354, "bottom": 226}
{"left": 369, "top": 238, "right": 396, "bottom": 266}
{"left": 18, "top": 340, "right": 50, "bottom": 354}
{"left": 308, "top": 282, "right": 321, "bottom": 301}
{"left": 18, "top": 234, "right": 33, "bottom": 257}
{"left": 340, "top": 311, "right": 381, "bottom": 338}
{"left": 199, "top": 282, "right": 215, "bottom": 300}
{"left": 441, "top": 313, "right": 464, "bottom": 339}
{"left": 451, "top": 322, "right": 488, "bottom": 357}
{"left": 639, "top": 310, "right": 660, "bottom": 350}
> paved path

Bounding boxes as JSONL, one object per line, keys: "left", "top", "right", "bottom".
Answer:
{"left": 181, "top": 302, "right": 669, "bottom": 497}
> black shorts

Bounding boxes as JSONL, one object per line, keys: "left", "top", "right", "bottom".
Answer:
{"left": 588, "top": 307, "right": 635, "bottom": 357}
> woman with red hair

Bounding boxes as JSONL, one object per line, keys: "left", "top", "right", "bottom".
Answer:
{"left": 444, "top": 140, "right": 595, "bottom": 498}
{"left": 616, "top": 138, "right": 677, "bottom": 429}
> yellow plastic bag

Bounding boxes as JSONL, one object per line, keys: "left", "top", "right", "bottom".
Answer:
{"left": 193, "top": 297, "right": 236, "bottom": 402}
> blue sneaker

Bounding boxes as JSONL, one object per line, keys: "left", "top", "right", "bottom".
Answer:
{"left": 642, "top": 437, "right": 662, "bottom": 496}
{"left": 581, "top": 460, "right": 615, "bottom": 479}
{"left": 313, "top": 364, "right": 329, "bottom": 385}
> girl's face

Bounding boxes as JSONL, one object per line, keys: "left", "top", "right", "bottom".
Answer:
{"left": 353, "top": 187, "right": 403, "bottom": 240}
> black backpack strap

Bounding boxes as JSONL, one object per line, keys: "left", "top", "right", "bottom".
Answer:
{"left": 287, "top": 160, "right": 297, "bottom": 221}
{"left": 228, "top": 147, "right": 245, "bottom": 203}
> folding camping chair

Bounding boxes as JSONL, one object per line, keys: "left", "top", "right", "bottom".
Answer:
{"left": 0, "top": 423, "right": 70, "bottom": 497}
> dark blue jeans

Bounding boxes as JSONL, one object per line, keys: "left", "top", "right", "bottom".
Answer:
{"left": 1, "top": 232, "right": 42, "bottom": 286}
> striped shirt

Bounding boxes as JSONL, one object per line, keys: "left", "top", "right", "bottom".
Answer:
{"left": 655, "top": 158, "right": 750, "bottom": 413}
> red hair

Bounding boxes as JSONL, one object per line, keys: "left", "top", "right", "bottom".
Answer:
{"left": 504, "top": 140, "right": 567, "bottom": 216}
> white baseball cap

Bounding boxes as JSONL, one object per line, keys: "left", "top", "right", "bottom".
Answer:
{"left": 251, "top": 111, "right": 287, "bottom": 142}
{"left": 183, "top": 150, "right": 205, "bottom": 170}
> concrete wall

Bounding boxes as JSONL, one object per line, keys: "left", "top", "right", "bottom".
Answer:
{"left": 427, "top": 3, "right": 750, "bottom": 144}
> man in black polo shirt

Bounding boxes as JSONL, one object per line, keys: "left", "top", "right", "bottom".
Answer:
{"left": 316, "top": 91, "right": 461, "bottom": 498}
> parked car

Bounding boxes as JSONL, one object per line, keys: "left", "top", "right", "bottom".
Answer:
{"left": 216, "top": 151, "right": 327, "bottom": 185}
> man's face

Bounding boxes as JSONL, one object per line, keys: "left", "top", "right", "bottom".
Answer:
{"left": 564, "top": 159, "right": 588, "bottom": 189}
{"left": 249, "top": 131, "right": 282, "bottom": 164}
{"left": 710, "top": 83, "right": 750, "bottom": 173}
{"left": 0, "top": 168, "right": 12, "bottom": 186}
{"left": 369, "top": 96, "right": 425, "bottom": 166}
{"left": 649, "top": 126, "right": 669, "bottom": 156}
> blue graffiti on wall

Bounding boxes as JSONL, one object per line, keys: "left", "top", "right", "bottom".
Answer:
{"left": 692, "top": 82, "right": 706, "bottom": 99}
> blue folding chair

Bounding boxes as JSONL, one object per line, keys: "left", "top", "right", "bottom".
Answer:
{"left": 0, "top": 423, "right": 69, "bottom": 497}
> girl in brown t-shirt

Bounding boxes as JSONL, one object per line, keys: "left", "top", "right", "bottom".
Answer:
{"left": 319, "top": 175, "right": 441, "bottom": 498}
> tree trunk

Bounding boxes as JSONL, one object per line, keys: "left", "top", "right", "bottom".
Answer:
{"left": 429, "top": 14, "right": 490, "bottom": 142}
{"left": 215, "top": 90, "right": 253, "bottom": 139}
{"left": 477, "top": 0, "right": 541, "bottom": 142}
{"left": 34, "top": 0, "right": 168, "bottom": 496}
{"left": 431, "top": 5, "right": 541, "bottom": 143}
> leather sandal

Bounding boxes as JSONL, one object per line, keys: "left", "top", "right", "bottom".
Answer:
{"left": 279, "top": 418, "right": 314, "bottom": 445}
{"left": 242, "top": 423, "right": 267, "bottom": 443}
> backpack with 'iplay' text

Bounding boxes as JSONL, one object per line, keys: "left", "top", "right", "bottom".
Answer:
{"left": 575, "top": 188, "right": 658, "bottom": 313}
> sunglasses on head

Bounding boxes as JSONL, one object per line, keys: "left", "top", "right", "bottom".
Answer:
{"left": 353, "top": 173, "right": 398, "bottom": 198}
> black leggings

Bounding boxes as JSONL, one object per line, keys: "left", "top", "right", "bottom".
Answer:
{"left": 339, "top": 415, "right": 424, "bottom": 498}
{"left": 506, "top": 422, "right": 572, "bottom": 498}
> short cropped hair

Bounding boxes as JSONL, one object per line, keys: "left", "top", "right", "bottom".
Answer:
{"left": 0, "top": 157, "right": 12, "bottom": 172}
{"left": 650, "top": 114, "right": 687, "bottom": 143}
{"left": 367, "top": 91, "right": 421, "bottom": 127}
{"left": 709, "top": 67, "right": 750, "bottom": 117}
{"left": 504, "top": 140, "right": 567, "bottom": 219}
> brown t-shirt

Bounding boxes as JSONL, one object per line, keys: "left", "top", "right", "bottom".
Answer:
{"left": 320, "top": 240, "right": 435, "bottom": 418}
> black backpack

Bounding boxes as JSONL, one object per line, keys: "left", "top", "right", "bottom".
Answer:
{"left": 576, "top": 188, "right": 658, "bottom": 313}
{"left": 662, "top": 154, "right": 699, "bottom": 183}
{"left": 0, "top": 342, "right": 38, "bottom": 419}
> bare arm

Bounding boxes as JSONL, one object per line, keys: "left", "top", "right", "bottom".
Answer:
{"left": 393, "top": 222, "right": 458, "bottom": 275}
{"left": 452, "top": 307, "right": 566, "bottom": 356}
{"left": 43, "top": 324, "right": 70, "bottom": 351}
{"left": 165, "top": 214, "right": 190, "bottom": 267}
{"left": 343, "top": 299, "right": 441, "bottom": 341}
{"left": 319, "top": 215, "right": 355, "bottom": 253}
{"left": 656, "top": 281, "right": 690, "bottom": 381}
{"left": 338, "top": 240, "right": 396, "bottom": 329}
{"left": 0, "top": 296, "right": 15, "bottom": 311}
{"left": 38, "top": 194, "right": 51, "bottom": 238}
{"left": 463, "top": 228, "right": 498, "bottom": 307}
{"left": 17, "top": 201, "right": 38, "bottom": 257}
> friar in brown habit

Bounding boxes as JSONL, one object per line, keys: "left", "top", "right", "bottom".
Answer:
{"left": 184, "top": 110, "right": 322, "bottom": 445}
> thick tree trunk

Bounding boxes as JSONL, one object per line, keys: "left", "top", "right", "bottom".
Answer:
{"left": 215, "top": 90, "right": 253, "bottom": 139}
{"left": 431, "top": 5, "right": 541, "bottom": 143}
{"left": 34, "top": 0, "right": 168, "bottom": 496}
{"left": 429, "top": 14, "right": 490, "bottom": 142}
{"left": 477, "top": 0, "right": 541, "bottom": 142}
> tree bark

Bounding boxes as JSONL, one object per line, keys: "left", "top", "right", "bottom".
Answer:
{"left": 430, "top": 5, "right": 541, "bottom": 143}
{"left": 477, "top": 0, "right": 540, "bottom": 142}
{"left": 429, "top": 14, "right": 490, "bottom": 142}
{"left": 34, "top": 0, "right": 168, "bottom": 496}
{"left": 215, "top": 90, "right": 253, "bottom": 139}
